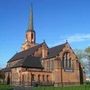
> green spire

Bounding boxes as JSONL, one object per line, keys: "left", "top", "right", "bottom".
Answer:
{"left": 28, "top": 4, "right": 34, "bottom": 31}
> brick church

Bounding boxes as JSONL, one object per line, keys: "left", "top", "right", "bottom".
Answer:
{"left": 3, "top": 6, "right": 84, "bottom": 86}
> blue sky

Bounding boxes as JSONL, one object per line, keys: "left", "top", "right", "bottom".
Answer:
{"left": 0, "top": 0, "right": 90, "bottom": 68}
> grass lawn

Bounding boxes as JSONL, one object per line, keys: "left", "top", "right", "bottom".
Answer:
{"left": 0, "top": 84, "right": 13, "bottom": 90}
{"left": 33, "top": 85, "right": 90, "bottom": 90}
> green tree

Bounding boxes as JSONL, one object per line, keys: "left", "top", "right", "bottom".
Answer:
{"left": 85, "top": 47, "right": 90, "bottom": 54}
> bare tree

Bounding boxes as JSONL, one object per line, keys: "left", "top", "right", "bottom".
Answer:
{"left": 85, "top": 47, "right": 90, "bottom": 76}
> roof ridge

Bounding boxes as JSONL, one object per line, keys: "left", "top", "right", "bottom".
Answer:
{"left": 49, "top": 43, "right": 66, "bottom": 49}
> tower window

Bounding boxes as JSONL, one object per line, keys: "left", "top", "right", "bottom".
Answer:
{"left": 31, "top": 33, "right": 33, "bottom": 39}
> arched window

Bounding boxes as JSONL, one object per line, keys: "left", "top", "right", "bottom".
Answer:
{"left": 62, "top": 52, "right": 72, "bottom": 69}
{"left": 42, "top": 75, "right": 45, "bottom": 81}
{"left": 68, "top": 58, "right": 71, "bottom": 68}
{"left": 46, "top": 75, "right": 49, "bottom": 82}
{"left": 38, "top": 74, "right": 40, "bottom": 81}
{"left": 31, "top": 74, "right": 35, "bottom": 81}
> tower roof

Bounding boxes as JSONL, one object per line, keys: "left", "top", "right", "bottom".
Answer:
{"left": 28, "top": 4, "right": 34, "bottom": 31}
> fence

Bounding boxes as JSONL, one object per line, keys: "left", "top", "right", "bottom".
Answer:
{"left": 10, "top": 81, "right": 54, "bottom": 86}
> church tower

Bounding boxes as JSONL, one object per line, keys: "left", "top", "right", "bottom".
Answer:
{"left": 22, "top": 5, "right": 36, "bottom": 51}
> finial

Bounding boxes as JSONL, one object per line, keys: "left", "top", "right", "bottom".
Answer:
{"left": 43, "top": 40, "right": 45, "bottom": 43}
{"left": 66, "top": 40, "right": 68, "bottom": 43}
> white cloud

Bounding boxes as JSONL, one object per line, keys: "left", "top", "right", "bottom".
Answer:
{"left": 66, "top": 34, "right": 90, "bottom": 43}
{"left": 49, "top": 33, "right": 90, "bottom": 47}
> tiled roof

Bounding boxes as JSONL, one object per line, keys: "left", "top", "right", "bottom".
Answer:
{"left": 12, "top": 55, "right": 43, "bottom": 69}
{"left": 48, "top": 43, "right": 66, "bottom": 58}
{"left": 8, "top": 42, "right": 44, "bottom": 63}
{"left": 7, "top": 42, "right": 67, "bottom": 69}
{"left": 1, "top": 67, "right": 11, "bottom": 72}
{"left": 8, "top": 42, "right": 66, "bottom": 63}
